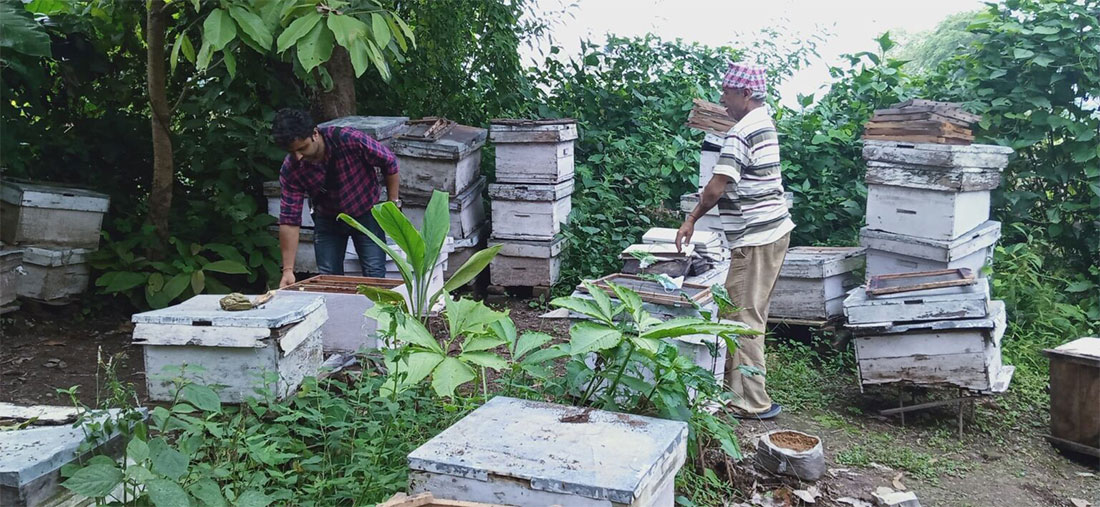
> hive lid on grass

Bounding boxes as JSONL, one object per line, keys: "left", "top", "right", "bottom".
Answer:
{"left": 407, "top": 396, "right": 687, "bottom": 505}
{"left": 0, "top": 180, "right": 110, "bottom": 213}
{"left": 319, "top": 115, "right": 409, "bottom": 140}
{"left": 131, "top": 293, "right": 324, "bottom": 328}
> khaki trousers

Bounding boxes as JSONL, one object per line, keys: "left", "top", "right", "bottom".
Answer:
{"left": 722, "top": 232, "right": 790, "bottom": 413}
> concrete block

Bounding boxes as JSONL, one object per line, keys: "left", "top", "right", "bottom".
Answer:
{"left": 17, "top": 246, "right": 92, "bottom": 303}
{"left": 407, "top": 396, "right": 687, "bottom": 506}
{"left": 0, "top": 181, "right": 109, "bottom": 249}
{"left": 132, "top": 294, "right": 327, "bottom": 403}
{"left": 866, "top": 184, "right": 990, "bottom": 241}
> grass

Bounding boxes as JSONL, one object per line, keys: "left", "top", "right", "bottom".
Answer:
{"left": 675, "top": 467, "right": 742, "bottom": 507}
{"left": 835, "top": 433, "right": 970, "bottom": 483}
{"left": 765, "top": 335, "right": 854, "bottom": 412}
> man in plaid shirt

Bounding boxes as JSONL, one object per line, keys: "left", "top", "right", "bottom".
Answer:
{"left": 272, "top": 108, "right": 401, "bottom": 287}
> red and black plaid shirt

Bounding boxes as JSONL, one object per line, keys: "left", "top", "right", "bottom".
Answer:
{"left": 278, "top": 126, "right": 398, "bottom": 225}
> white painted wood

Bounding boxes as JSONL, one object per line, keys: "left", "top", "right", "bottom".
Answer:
{"left": 862, "top": 140, "right": 1014, "bottom": 169}
{"left": 680, "top": 192, "right": 719, "bottom": 217}
{"left": 844, "top": 280, "right": 990, "bottom": 324}
{"left": 859, "top": 220, "right": 1000, "bottom": 264}
{"left": 490, "top": 237, "right": 565, "bottom": 258}
{"left": 699, "top": 149, "right": 719, "bottom": 189}
{"left": 489, "top": 122, "right": 578, "bottom": 143}
{"left": 685, "top": 260, "right": 728, "bottom": 287}
{"left": 1, "top": 182, "right": 109, "bottom": 248}
{"left": 0, "top": 403, "right": 80, "bottom": 423}
{"left": 865, "top": 161, "right": 1002, "bottom": 192}
{"left": 402, "top": 176, "right": 486, "bottom": 238}
{"left": 398, "top": 150, "right": 482, "bottom": 198}
{"left": 277, "top": 304, "right": 328, "bottom": 354}
{"left": 779, "top": 246, "right": 866, "bottom": 278}
{"left": 391, "top": 125, "right": 487, "bottom": 160}
{"left": 264, "top": 186, "right": 314, "bottom": 227}
{"left": 769, "top": 273, "right": 859, "bottom": 320}
{"left": 132, "top": 323, "right": 271, "bottom": 347}
{"left": 1, "top": 249, "right": 22, "bottom": 307}
{"left": 865, "top": 246, "right": 993, "bottom": 279}
{"left": 692, "top": 215, "right": 726, "bottom": 238}
{"left": 16, "top": 247, "right": 91, "bottom": 302}
{"left": 488, "top": 180, "right": 574, "bottom": 201}
{"left": 0, "top": 181, "right": 109, "bottom": 212}
{"left": 318, "top": 115, "right": 409, "bottom": 140}
{"left": 491, "top": 254, "right": 561, "bottom": 286}
{"left": 494, "top": 142, "right": 575, "bottom": 184}
{"left": 866, "top": 184, "right": 990, "bottom": 241}
{"left": 490, "top": 196, "right": 571, "bottom": 241}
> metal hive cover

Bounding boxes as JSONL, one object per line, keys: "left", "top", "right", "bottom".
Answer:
{"left": 131, "top": 293, "right": 324, "bottom": 328}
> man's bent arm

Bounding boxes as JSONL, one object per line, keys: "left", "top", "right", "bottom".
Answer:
{"left": 687, "top": 174, "right": 730, "bottom": 221}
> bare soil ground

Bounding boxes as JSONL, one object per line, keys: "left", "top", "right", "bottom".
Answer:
{"left": 1, "top": 298, "right": 1096, "bottom": 506}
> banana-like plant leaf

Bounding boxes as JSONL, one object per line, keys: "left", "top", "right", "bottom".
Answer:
{"left": 421, "top": 191, "right": 450, "bottom": 279}
{"left": 356, "top": 285, "right": 408, "bottom": 309}
{"left": 372, "top": 201, "right": 425, "bottom": 277}
{"left": 431, "top": 357, "right": 476, "bottom": 398}
{"left": 339, "top": 213, "right": 413, "bottom": 288}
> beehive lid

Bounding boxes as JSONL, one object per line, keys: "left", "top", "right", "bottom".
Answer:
{"left": 1043, "top": 337, "right": 1100, "bottom": 367}
{"left": 21, "top": 246, "right": 93, "bottom": 267}
{"left": 0, "top": 181, "right": 110, "bottom": 213}
{"left": 391, "top": 124, "right": 487, "bottom": 160}
{"left": 489, "top": 118, "right": 578, "bottom": 143}
{"left": 407, "top": 397, "right": 688, "bottom": 504}
{"left": 779, "top": 246, "right": 866, "bottom": 279}
{"left": 490, "top": 236, "right": 565, "bottom": 258}
{"left": 862, "top": 140, "right": 1014, "bottom": 168}
{"left": 853, "top": 300, "right": 1004, "bottom": 336}
{"left": 487, "top": 180, "right": 574, "bottom": 201}
{"left": 859, "top": 220, "right": 1001, "bottom": 262}
{"left": 643, "top": 228, "right": 723, "bottom": 249}
{"left": 131, "top": 293, "right": 324, "bottom": 328}
{"left": 319, "top": 115, "right": 410, "bottom": 140}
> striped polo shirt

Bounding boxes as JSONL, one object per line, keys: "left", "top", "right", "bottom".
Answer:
{"left": 712, "top": 106, "right": 795, "bottom": 248}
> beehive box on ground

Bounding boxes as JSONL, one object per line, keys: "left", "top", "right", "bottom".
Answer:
{"left": 0, "top": 405, "right": 143, "bottom": 507}
{"left": 318, "top": 115, "right": 409, "bottom": 145}
{"left": 403, "top": 176, "right": 487, "bottom": 239}
{"left": 282, "top": 275, "right": 405, "bottom": 353}
{"left": 0, "top": 181, "right": 110, "bottom": 249}
{"left": 0, "top": 248, "right": 23, "bottom": 309}
{"left": 860, "top": 220, "right": 1000, "bottom": 277}
{"left": 853, "top": 300, "right": 1012, "bottom": 392}
{"left": 865, "top": 184, "right": 990, "bottom": 241}
{"left": 392, "top": 124, "right": 487, "bottom": 199}
{"left": 407, "top": 396, "right": 687, "bottom": 506}
{"left": 488, "top": 181, "right": 573, "bottom": 241}
{"left": 490, "top": 119, "right": 577, "bottom": 184}
{"left": 489, "top": 237, "right": 564, "bottom": 287}
{"left": 132, "top": 294, "right": 326, "bottom": 403}
{"left": 844, "top": 278, "right": 990, "bottom": 325}
{"left": 768, "top": 246, "right": 865, "bottom": 321}
{"left": 1042, "top": 337, "right": 1100, "bottom": 458}
{"left": 17, "top": 246, "right": 92, "bottom": 303}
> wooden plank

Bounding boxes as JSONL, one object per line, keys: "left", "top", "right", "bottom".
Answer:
{"left": 133, "top": 323, "right": 271, "bottom": 347}
{"left": 778, "top": 246, "right": 866, "bottom": 279}
{"left": 870, "top": 111, "right": 973, "bottom": 126}
{"left": 395, "top": 117, "right": 455, "bottom": 141}
{"left": 863, "top": 134, "right": 972, "bottom": 145}
{"left": 845, "top": 281, "right": 989, "bottom": 325}
{"left": 858, "top": 352, "right": 995, "bottom": 390}
{"left": 865, "top": 162, "right": 1002, "bottom": 192}
{"left": 580, "top": 273, "right": 712, "bottom": 306}
{"left": 859, "top": 220, "right": 1001, "bottom": 263}
{"left": 867, "top": 268, "right": 975, "bottom": 295}
{"left": 685, "top": 98, "right": 734, "bottom": 136}
{"left": 862, "top": 140, "right": 1013, "bottom": 168}
{"left": 277, "top": 304, "right": 328, "bottom": 354}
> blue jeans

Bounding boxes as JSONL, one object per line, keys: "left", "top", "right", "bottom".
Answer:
{"left": 312, "top": 212, "right": 387, "bottom": 278}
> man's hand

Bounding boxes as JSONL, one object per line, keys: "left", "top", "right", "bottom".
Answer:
{"left": 279, "top": 270, "right": 296, "bottom": 288}
{"left": 675, "top": 217, "right": 695, "bottom": 253}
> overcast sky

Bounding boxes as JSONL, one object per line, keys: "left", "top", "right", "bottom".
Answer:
{"left": 524, "top": 0, "right": 986, "bottom": 106}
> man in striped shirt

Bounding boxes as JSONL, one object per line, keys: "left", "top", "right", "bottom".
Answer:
{"left": 676, "top": 61, "right": 793, "bottom": 419}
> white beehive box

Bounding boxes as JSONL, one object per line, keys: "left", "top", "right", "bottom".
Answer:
{"left": 1, "top": 248, "right": 23, "bottom": 309}
{"left": 445, "top": 223, "right": 487, "bottom": 280}
{"left": 860, "top": 220, "right": 1001, "bottom": 278}
{"left": 0, "top": 181, "right": 109, "bottom": 249}
{"left": 392, "top": 124, "right": 487, "bottom": 199}
{"left": 0, "top": 405, "right": 144, "bottom": 507}
{"left": 699, "top": 149, "right": 720, "bottom": 189}
{"left": 853, "top": 300, "right": 1012, "bottom": 392}
{"left": 488, "top": 180, "right": 573, "bottom": 241}
{"left": 263, "top": 181, "right": 314, "bottom": 228}
{"left": 132, "top": 293, "right": 326, "bottom": 403}
{"left": 318, "top": 115, "right": 409, "bottom": 145}
{"left": 489, "top": 237, "right": 564, "bottom": 287}
{"left": 403, "top": 176, "right": 486, "bottom": 239}
{"left": 490, "top": 119, "right": 577, "bottom": 184}
{"left": 407, "top": 396, "right": 687, "bottom": 506}
{"left": 281, "top": 275, "right": 406, "bottom": 353}
{"left": 17, "top": 246, "right": 92, "bottom": 303}
{"left": 845, "top": 279, "right": 990, "bottom": 325}
{"left": 769, "top": 246, "right": 865, "bottom": 321}
{"left": 862, "top": 140, "right": 1014, "bottom": 169}
{"left": 865, "top": 184, "right": 990, "bottom": 241}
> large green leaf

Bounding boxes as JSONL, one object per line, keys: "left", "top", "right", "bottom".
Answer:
{"left": 348, "top": 38, "right": 370, "bottom": 77}
{"left": 568, "top": 321, "right": 623, "bottom": 355}
{"left": 203, "top": 9, "right": 238, "bottom": 51}
{"left": 188, "top": 478, "right": 227, "bottom": 507}
{"left": 640, "top": 319, "right": 758, "bottom": 339}
{"left": 394, "top": 14, "right": 415, "bottom": 46}
{"left": 126, "top": 437, "right": 149, "bottom": 463}
{"left": 462, "top": 334, "right": 507, "bottom": 353}
{"left": 181, "top": 384, "right": 221, "bottom": 413}
{"left": 237, "top": 489, "right": 273, "bottom": 507}
{"left": 395, "top": 317, "right": 443, "bottom": 353}
{"left": 229, "top": 6, "right": 273, "bottom": 51}
{"left": 514, "top": 331, "right": 553, "bottom": 360}
{"left": 458, "top": 351, "right": 507, "bottom": 370}
{"left": 148, "top": 437, "right": 189, "bottom": 480}
{"left": 276, "top": 11, "right": 321, "bottom": 53}
{"left": 0, "top": 0, "right": 51, "bottom": 57}
{"left": 203, "top": 259, "right": 248, "bottom": 274}
{"left": 296, "top": 20, "right": 335, "bottom": 72}
{"left": 441, "top": 244, "right": 501, "bottom": 292}
{"left": 522, "top": 343, "right": 571, "bottom": 365}
{"left": 61, "top": 464, "right": 123, "bottom": 497}
{"left": 629, "top": 336, "right": 661, "bottom": 355}
{"left": 489, "top": 318, "right": 517, "bottom": 348}
{"left": 339, "top": 213, "right": 413, "bottom": 287}
{"left": 445, "top": 296, "right": 506, "bottom": 337}
{"left": 608, "top": 281, "right": 644, "bottom": 320}
{"left": 159, "top": 273, "right": 191, "bottom": 302}
{"left": 431, "top": 357, "right": 476, "bottom": 398}
{"left": 364, "top": 39, "right": 391, "bottom": 81}
{"left": 370, "top": 13, "right": 391, "bottom": 49}
{"left": 399, "top": 351, "right": 444, "bottom": 386}
{"left": 421, "top": 191, "right": 451, "bottom": 279}
{"left": 327, "top": 13, "right": 369, "bottom": 49}
{"left": 549, "top": 296, "right": 606, "bottom": 323}
{"left": 356, "top": 284, "right": 408, "bottom": 309}
{"left": 104, "top": 271, "right": 147, "bottom": 293}
{"left": 582, "top": 281, "right": 616, "bottom": 321}
{"left": 372, "top": 201, "right": 425, "bottom": 276}
{"left": 190, "top": 270, "right": 205, "bottom": 295}
{"left": 147, "top": 478, "right": 190, "bottom": 507}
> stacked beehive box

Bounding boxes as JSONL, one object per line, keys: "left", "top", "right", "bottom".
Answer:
{"left": 768, "top": 247, "right": 865, "bottom": 323}
{"left": 391, "top": 118, "right": 489, "bottom": 281}
{"left": 0, "top": 181, "right": 109, "bottom": 305}
{"left": 844, "top": 271, "right": 1014, "bottom": 392}
{"left": 859, "top": 103, "right": 1014, "bottom": 278}
{"left": 487, "top": 119, "right": 577, "bottom": 290}
{"left": 264, "top": 116, "right": 409, "bottom": 273}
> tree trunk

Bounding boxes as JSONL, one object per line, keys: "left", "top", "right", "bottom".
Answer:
{"left": 311, "top": 45, "right": 356, "bottom": 122}
{"left": 146, "top": 0, "right": 173, "bottom": 246}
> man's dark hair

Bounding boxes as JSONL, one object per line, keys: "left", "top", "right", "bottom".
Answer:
{"left": 272, "top": 108, "right": 316, "bottom": 149}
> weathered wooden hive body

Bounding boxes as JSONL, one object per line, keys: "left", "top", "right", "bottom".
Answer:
{"left": 16, "top": 246, "right": 92, "bottom": 303}
{"left": 407, "top": 397, "right": 688, "bottom": 506}
{"left": 490, "top": 120, "right": 577, "bottom": 184}
{"left": 0, "top": 181, "right": 109, "bottom": 249}
{"left": 860, "top": 220, "right": 1001, "bottom": 278}
{"left": 844, "top": 278, "right": 991, "bottom": 325}
{"left": 489, "top": 237, "right": 564, "bottom": 287}
{"left": 402, "top": 176, "right": 487, "bottom": 239}
{"left": 1042, "top": 338, "right": 1100, "bottom": 458}
{"left": 391, "top": 124, "right": 487, "bottom": 199}
{"left": 488, "top": 180, "right": 573, "bottom": 241}
{"left": 132, "top": 293, "right": 326, "bottom": 403}
{"left": 769, "top": 246, "right": 865, "bottom": 321}
{"left": 0, "top": 248, "right": 23, "bottom": 309}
